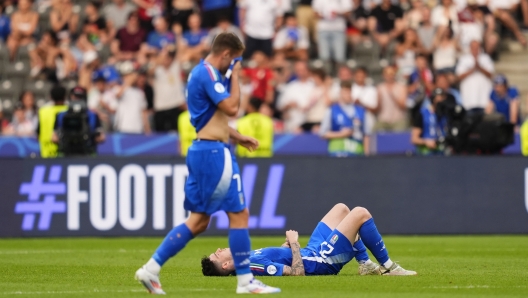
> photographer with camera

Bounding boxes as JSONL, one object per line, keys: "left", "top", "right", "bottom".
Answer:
{"left": 411, "top": 88, "right": 456, "bottom": 155}
{"left": 52, "top": 86, "right": 105, "bottom": 156}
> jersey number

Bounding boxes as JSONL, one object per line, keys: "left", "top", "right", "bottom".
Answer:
{"left": 319, "top": 241, "right": 334, "bottom": 259}
{"left": 233, "top": 174, "right": 242, "bottom": 192}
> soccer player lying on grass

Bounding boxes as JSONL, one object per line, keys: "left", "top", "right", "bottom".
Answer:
{"left": 202, "top": 204, "right": 417, "bottom": 276}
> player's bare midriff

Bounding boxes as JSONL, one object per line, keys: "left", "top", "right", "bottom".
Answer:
{"left": 197, "top": 109, "right": 231, "bottom": 143}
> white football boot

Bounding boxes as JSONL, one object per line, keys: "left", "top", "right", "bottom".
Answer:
{"left": 381, "top": 262, "right": 417, "bottom": 276}
{"left": 236, "top": 279, "right": 281, "bottom": 294}
{"left": 358, "top": 262, "right": 381, "bottom": 275}
{"left": 135, "top": 266, "right": 166, "bottom": 295}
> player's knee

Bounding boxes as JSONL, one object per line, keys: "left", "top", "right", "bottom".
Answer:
{"left": 227, "top": 208, "right": 249, "bottom": 228}
{"left": 334, "top": 203, "right": 350, "bottom": 215}
{"left": 351, "top": 206, "right": 371, "bottom": 220}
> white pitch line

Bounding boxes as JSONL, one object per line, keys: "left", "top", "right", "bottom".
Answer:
{"left": 0, "top": 249, "right": 151, "bottom": 255}
{"left": 425, "top": 285, "right": 527, "bottom": 289}
{"left": 0, "top": 289, "right": 145, "bottom": 295}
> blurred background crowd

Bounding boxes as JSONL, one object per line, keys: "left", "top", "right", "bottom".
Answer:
{"left": 0, "top": 0, "right": 526, "bottom": 156}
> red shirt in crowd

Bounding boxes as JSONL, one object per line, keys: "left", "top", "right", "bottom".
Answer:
{"left": 243, "top": 67, "right": 274, "bottom": 101}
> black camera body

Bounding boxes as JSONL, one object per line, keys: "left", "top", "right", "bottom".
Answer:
{"left": 58, "top": 101, "right": 97, "bottom": 156}
{"left": 441, "top": 101, "right": 514, "bottom": 154}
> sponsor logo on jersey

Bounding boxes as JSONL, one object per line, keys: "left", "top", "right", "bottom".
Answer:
{"left": 330, "top": 234, "right": 339, "bottom": 245}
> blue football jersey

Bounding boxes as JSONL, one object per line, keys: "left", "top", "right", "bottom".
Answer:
{"left": 186, "top": 60, "right": 230, "bottom": 132}
{"left": 248, "top": 247, "right": 322, "bottom": 276}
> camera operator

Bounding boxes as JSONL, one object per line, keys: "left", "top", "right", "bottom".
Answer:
{"left": 51, "top": 86, "right": 105, "bottom": 156}
{"left": 411, "top": 88, "right": 456, "bottom": 155}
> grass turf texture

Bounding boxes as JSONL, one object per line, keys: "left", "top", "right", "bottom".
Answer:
{"left": 0, "top": 236, "right": 527, "bottom": 297}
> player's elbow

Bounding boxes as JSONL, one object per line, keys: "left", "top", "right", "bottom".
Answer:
{"left": 218, "top": 100, "right": 239, "bottom": 117}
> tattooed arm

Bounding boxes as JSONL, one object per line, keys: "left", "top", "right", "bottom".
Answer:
{"left": 282, "top": 230, "right": 305, "bottom": 276}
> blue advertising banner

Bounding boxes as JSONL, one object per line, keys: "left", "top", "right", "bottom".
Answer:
{"left": 1, "top": 156, "right": 528, "bottom": 237}
{"left": 0, "top": 133, "right": 522, "bottom": 158}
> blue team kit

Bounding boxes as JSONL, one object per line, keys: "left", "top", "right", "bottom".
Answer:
{"left": 249, "top": 223, "right": 355, "bottom": 276}
{"left": 185, "top": 60, "right": 246, "bottom": 215}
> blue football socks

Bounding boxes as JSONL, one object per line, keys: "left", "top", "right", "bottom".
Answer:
{"left": 358, "top": 218, "right": 389, "bottom": 265}
{"left": 353, "top": 239, "right": 370, "bottom": 264}
{"left": 152, "top": 223, "right": 194, "bottom": 266}
{"left": 229, "top": 228, "right": 252, "bottom": 275}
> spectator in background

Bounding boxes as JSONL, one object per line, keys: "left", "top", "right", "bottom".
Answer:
{"left": 413, "top": 54, "right": 435, "bottom": 95}
{"left": 368, "top": 0, "right": 404, "bottom": 54}
{"left": 87, "top": 72, "right": 113, "bottom": 131}
{"left": 312, "top": 0, "right": 352, "bottom": 65}
{"left": 29, "top": 30, "right": 60, "bottom": 79}
{"left": 273, "top": 13, "right": 309, "bottom": 61}
{"left": 238, "top": 0, "right": 283, "bottom": 59}
{"left": 236, "top": 97, "right": 274, "bottom": 157}
{"left": 0, "top": 3, "right": 10, "bottom": 43}
{"left": 459, "top": 0, "right": 498, "bottom": 56}
{"left": 113, "top": 62, "right": 151, "bottom": 134}
{"left": 302, "top": 68, "right": 329, "bottom": 133}
{"left": 206, "top": 17, "right": 244, "bottom": 50}
{"left": 150, "top": 47, "right": 185, "bottom": 132}
{"left": 112, "top": 12, "right": 147, "bottom": 62}
{"left": 7, "top": 0, "right": 38, "bottom": 61}
{"left": 431, "top": 0, "right": 460, "bottom": 35}
{"left": 277, "top": 61, "right": 315, "bottom": 133}
{"left": 405, "top": 0, "right": 425, "bottom": 30}
{"left": 435, "top": 73, "right": 462, "bottom": 104}
{"left": 395, "top": 28, "right": 423, "bottom": 77}
{"left": 201, "top": 0, "right": 233, "bottom": 29}
{"left": 417, "top": 6, "right": 435, "bottom": 57}
{"left": 4, "top": 103, "right": 36, "bottom": 136}
{"left": 178, "top": 13, "right": 209, "bottom": 63}
{"left": 456, "top": 40, "right": 494, "bottom": 112}
{"left": 320, "top": 80, "right": 366, "bottom": 156}
{"left": 133, "top": 0, "right": 162, "bottom": 31}
{"left": 486, "top": 74, "right": 519, "bottom": 125}
{"left": 411, "top": 88, "right": 453, "bottom": 155}
{"left": 136, "top": 68, "right": 154, "bottom": 121}
{"left": 348, "top": 0, "right": 370, "bottom": 45}
{"left": 104, "top": 0, "right": 136, "bottom": 35}
{"left": 352, "top": 67, "right": 377, "bottom": 155}
{"left": 296, "top": 0, "right": 317, "bottom": 41}
{"left": 489, "top": 0, "right": 527, "bottom": 46}
{"left": 49, "top": 0, "right": 79, "bottom": 42}
{"left": 243, "top": 51, "right": 274, "bottom": 106}
{"left": 375, "top": 65, "right": 408, "bottom": 132}
{"left": 83, "top": 1, "right": 109, "bottom": 45}
{"left": 141, "top": 17, "right": 175, "bottom": 61}
{"left": 432, "top": 26, "right": 458, "bottom": 73}
{"left": 167, "top": 0, "right": 195, "bottom": 31}
{"left": 329, "top": 64, "right": 353, "bottom": 102}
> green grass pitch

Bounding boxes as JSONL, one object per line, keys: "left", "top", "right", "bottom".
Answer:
{"left": 0, "top": 236, "right": 527, "bottom": 297}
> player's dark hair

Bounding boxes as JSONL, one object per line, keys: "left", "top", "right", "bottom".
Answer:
{"left": 340, "top": 80, "right": 353, "bottom": 89}
{"left": 211, "top": 32, "right": 245, "bottom": 55}
{"left": 201, "top": 256, "right": 231, "bottom": 277}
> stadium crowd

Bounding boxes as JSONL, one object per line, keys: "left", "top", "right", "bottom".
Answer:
{"left": 0, "top": 0, "right": 526, "bottom": 155}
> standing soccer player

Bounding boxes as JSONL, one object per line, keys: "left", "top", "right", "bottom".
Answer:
{"left": 135, "top": 32, "right": 281, "bottom": 295}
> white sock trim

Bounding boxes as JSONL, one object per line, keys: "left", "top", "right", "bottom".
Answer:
{"left": 236, "top": 273, "right": 253, "bottom": 287}
{"left": 146, "top": 258, "right": 161, "bottom": 275}
{"left": 383, "top": 259, "right": 394, "bottom": 269}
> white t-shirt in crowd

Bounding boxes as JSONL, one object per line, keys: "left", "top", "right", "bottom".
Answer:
{"left": 312, "top": 0, "right": 352, "bottom": 32}
{"left": 238, "top": 0, "right": 282, "bottom": 39}
{"left": 153, "top": 61, "right": 185, "bottom": 111}
{"left": 455, "top": 53, "right": 494, "bottom": 110}
{"left": 273, "top": 26, "right": 310, "bottom": 50}
{"left": 352, "top": 83, "right": 377, "bottom": 135}
{"left": 114, "top": 87, "right": 147, "bottom": 133}
{"left": 489, "top": 0, "right": 520, "bottom": 12}
{"left": 277, "top": 79, "right": 315, "bottom": 132}
{"left": 431, "top": 4, "right": 460, "bottom": 34}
